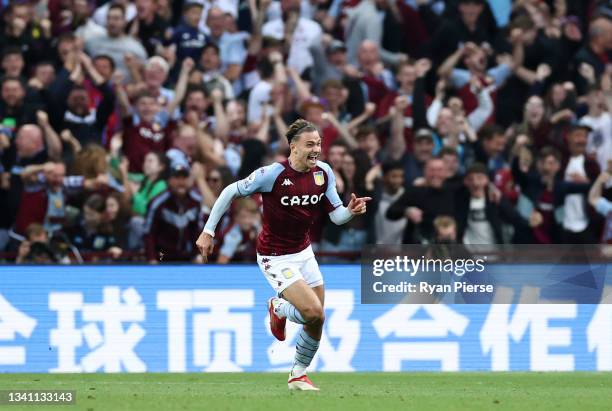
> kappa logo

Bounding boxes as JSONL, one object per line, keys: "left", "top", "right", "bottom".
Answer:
{"left": 281, "top": 179, "right": 293, "bottom": 186}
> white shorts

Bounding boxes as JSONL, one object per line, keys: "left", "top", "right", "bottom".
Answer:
{"left": 257, "top": 245, "right": 324, "bottom": 295}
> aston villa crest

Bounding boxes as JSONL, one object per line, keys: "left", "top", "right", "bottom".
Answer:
{"left": 313, "top": 171, "right": 324, "bottom": 186}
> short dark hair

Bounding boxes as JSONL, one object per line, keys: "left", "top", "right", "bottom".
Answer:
{"left": 57, "top": 32, "right": 77, "bottom": 45}
{"left": 382, "top": 160, "right": 403, "bottom": 175}
{"left": 478, "top": 124, "right": 504, "bottom": 141}
{"left": 84, "top": 193, "right": 105, "bottom": 212}
{"left": 538, "top": 146, "right": 562, "bottom": 162}
{"left": 465, "top": 162, "right": 488, "bottom": 176}
{"left": 108, "top": 3, "right": 126, "bottom": 16}
{"left": 438, "top": 147, "right": 459, "bottom": 158}
{"left": 2, "top": 46, "right": 22, "bottom": 59}
{"left": 510, "top": 14, "right": 535, "bottom": 32}
{"left": 133, "top": 90, "right": 156, "bottom": 102}
{"left": 321, "top": 79, "right": 344, "bottom": 91}
{"left": 329, "top": 140, "right": 347, "bottom": 150}
{"left": 202, "top": 43, "right": 220, "bottom": 55}
{"left": 355, "top": 126, "right": 377, "bottom": 141}
{"left": 93, "top": 54, "right": 116, "bottom": 71}
{"left": 286, "top": 119, "right": 318, "bottom": 144}
{"left": 0, "top": 75, "right": 24, "bottom": 88}
{"left": 185, "top": 85, "right": 208, "bottom": 99}
{"left": 256, "top": 58, "right": 274, "bottom": 80}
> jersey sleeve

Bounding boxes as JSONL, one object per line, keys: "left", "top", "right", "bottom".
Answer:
{"left": 219, "top": 225, "right": 242, "bottom": 259}
{"left": 318, "top": 161, "right": 343, "bottom": 213}
{"left": 450, "top": 69, "right": 471, "bottom": 89}
{"left": 236, "top": 163, "right": 284, "bottom": 196}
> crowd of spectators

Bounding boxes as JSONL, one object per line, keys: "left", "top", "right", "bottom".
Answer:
{"left": 0, "top": 0, "right": 610, "bottom": 264}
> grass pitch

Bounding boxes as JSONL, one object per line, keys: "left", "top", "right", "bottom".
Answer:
{"left": 1, "top": 372, "right": 611, "bottom": 411}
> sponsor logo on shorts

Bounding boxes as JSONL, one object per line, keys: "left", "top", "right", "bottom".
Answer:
{"left": 281, "top": 268, "right": 294, "bottom": 279}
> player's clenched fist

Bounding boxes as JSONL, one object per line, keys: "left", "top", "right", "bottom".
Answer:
{"left": 196, "top": 232, "right": 214, "bottom": 262}
{"left": 347, "top": 193, "right": 372, "bottom": 215}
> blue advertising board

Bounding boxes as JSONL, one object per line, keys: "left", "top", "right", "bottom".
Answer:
{"left": 1, "top": 265, "right": 612, "bottom": 372}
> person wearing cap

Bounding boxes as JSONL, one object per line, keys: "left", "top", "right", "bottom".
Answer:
{"left": 309, "top": 37, "right": 346, "bottom": 92}
{"left": 143, "top": 160, "right": 207, "bottom": 262}
{"left": 455, "top": 162, "right": 539, "bottom": 245}
{"left": 390, "top": 127, "right": 435, "bottom": 187}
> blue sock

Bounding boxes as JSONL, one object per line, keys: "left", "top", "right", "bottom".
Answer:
{"left": 276, "top": 298, "right": 306, "bottom": 324}
{"left": 293, "top": 328, "right": 320, "bottom": 375}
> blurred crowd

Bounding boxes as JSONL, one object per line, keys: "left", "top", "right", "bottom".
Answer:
{"left": 0, "top": 0, "right": 611, "bottom": 264}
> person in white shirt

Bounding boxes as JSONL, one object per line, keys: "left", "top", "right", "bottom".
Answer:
{"left": 580, "top": 87, "right": 612, "bottom": 172}
{"left": 374, "top": 161, "right": 406, "bottom": 244}
{"left": 562, "top": 125, "right": 601, "bottom": 243}
{"left": 261, "top": 0, "right": 321, "bottom": 75}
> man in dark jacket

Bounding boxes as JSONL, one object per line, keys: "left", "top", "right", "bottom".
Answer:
{"left": 386, "top": 158, "right": 454, "bottom": 244}
{"left": 455, "top": 162, "right": 539, "bottom": 244}
{"left": 143, "top": 161, "right": 205, "bottom": 262}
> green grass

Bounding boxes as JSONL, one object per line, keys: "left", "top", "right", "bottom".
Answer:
{"left": 1, "top": 373, "right": 611, "bottom": 411}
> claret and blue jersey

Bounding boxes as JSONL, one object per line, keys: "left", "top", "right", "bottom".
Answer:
{"left": 235, "top": 160, "right": 342, "bottom": 256}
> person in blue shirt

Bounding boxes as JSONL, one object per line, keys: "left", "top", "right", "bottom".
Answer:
{"left": 167, "top": 2, "right": 208, "bottom": 74}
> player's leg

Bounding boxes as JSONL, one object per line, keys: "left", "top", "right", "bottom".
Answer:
{"left": 280, "top": 280, "right": 324, "bottom": 334}
{"left": 282, "top": 281, "right": 323, "bottom": 391}
{"left": 258, "top": 253, "right": 313, "bottom": 340}
{"left": 285, "top": 254, "right": 326, "bottom": 390}
{"left": 302, "top": 284, "right": 324, "bottom": 339}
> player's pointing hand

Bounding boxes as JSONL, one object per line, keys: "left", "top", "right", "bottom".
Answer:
{"left": 196, "top": 231, "right": 214, "bottom": 262}
{"left": 348, "top": 193, "right": 372, "bottom": 215}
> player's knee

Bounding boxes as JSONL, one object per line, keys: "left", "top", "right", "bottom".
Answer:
{"left": 301, "top": 303, "right": 324, "bottom": 324}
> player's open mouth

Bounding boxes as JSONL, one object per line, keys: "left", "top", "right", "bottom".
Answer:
{"left": 307, "top": 154, "right": 318, "bottom": 161}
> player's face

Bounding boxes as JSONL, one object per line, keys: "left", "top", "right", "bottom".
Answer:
{"left": 291, "top": 131, "right": 321, "bottom": 170}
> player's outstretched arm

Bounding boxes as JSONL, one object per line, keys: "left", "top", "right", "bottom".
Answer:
{"left": 196, "top": 182, "right": 241, "bottom": 261}
{"left": 196, "top": 164, "right": 283, "bottom": 261}
{"left": 329, "top": 193, "right": 372, "bottom": 225}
